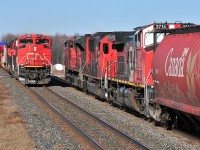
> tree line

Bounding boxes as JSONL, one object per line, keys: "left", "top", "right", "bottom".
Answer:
{"left": 0, "top": 33, "right": 75, "bottom": 65}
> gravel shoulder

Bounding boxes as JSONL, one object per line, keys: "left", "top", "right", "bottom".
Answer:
{"left": 0, "top": 77, "right": 37, "bottom": 150}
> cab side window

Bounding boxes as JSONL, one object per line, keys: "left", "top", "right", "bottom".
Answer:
{"left": 103, "top": 43, "right": 109, "bottom": 54}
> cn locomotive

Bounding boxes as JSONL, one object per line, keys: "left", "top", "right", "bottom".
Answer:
{"left": 64, "top": 22, "right": 199, "bottom": 131}
{"left": 5, "top": 34, "right": 52, "bottom": 84}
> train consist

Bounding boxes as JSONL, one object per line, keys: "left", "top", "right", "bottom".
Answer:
{"left": 3, "top": 34, "right": 52, "bottom": 84}
{"left": 0, "top": 22, "right": 199, "bottom": 132}
{"left": 64, "top": 22, "right": 200, "bottom": 131}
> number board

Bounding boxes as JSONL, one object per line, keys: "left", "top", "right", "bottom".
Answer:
{"left": 154, "top": 24, "right": 169, "bottom": 29}
{"left": 108, "top": 35, "right": 115, "bottom": 41}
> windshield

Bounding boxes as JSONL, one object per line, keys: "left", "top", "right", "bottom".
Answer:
{"left": 36, "top": 39, "right": 49, "bottom": 44}
{"left": 19, "top": 39, "right": 33, "bottom": 44}
{"left": 144, "top": 33, "right": 165, "bottom": 47}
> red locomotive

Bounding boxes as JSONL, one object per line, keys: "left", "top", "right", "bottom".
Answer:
{"left": 0, "top": 42, "right": 6, "bottom": 67}
{"left": 6, "top": 34, "right": 52, "bottom": 84}
{"left": 64, "top": 22, "right": 198, "bottom": 131}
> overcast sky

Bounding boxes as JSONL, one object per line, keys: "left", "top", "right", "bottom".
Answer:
{"left": 1, "top": 0, "right": 199, "bottom": 36}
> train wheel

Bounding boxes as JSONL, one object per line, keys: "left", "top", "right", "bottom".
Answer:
{"left": 160, "top": 110, "right": 174, "bottom": 130}
{"left": 154, "top": 121, "right": 161, "bottom": 127}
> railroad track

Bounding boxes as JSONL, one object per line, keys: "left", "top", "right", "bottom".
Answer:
{"left": 51, "top": 75, "right": 200, "bottom": 147}
{"left": 0, "top": 75, "right": 11, "bottom": 78}
{"left": 27, "top": 86, "right": 103, "bottom": 150}
{"left": 48, "top": 87, "right": 149, "bottom": 149}
{"left": 172, "top": 129, "right": 200, "bottom": 145}
{"left": 25, "top": 84, "right": 150, "bottom": 150}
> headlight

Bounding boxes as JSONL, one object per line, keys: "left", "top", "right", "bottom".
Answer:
{"left": 34, "top": 46, "right": 37, "bottom": 52}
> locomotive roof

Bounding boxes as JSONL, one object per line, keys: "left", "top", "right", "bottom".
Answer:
{"left": 93, "top": 32, "right": 112, "bottom": 36}
{"left": 112, "top": 31, "right": 135, "bottom": 36}
{"left": 74, "top": 36, "right": 86, "bottom": 50}
{"left": 152, "top": 24, "right": 200, "bottom": 34}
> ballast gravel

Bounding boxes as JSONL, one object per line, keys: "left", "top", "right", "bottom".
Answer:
{"left": 0, "top": 70, "right": 82, "bottom": 150}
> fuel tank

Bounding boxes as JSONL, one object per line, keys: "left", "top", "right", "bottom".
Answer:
{"left": 152, "top": 32, "right": 200, "bottom": 116}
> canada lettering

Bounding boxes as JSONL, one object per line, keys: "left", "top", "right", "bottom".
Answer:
{"left": 165, "top": 48, "right": 189, "bottom": 77}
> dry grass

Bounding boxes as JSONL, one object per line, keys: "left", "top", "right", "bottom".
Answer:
{"left": 0, "top": 80, "right": 37, "bottom": 150}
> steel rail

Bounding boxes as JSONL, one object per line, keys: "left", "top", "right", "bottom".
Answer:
{"left": 27, "top": 86, "right": 105, "bottom": 150}
{"left": 47, "top": 85, "right": 150, "bottom": 150}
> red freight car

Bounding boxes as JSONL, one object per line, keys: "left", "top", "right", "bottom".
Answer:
{"left": 152, "top": 25, "right": 200, "bottom": 130}
{"left": 6, "top": 34, "right": 52, "bottom": 84}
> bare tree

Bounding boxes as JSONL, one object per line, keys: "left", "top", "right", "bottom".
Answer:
{"left": 73, "top": 32, "right": 81, "bottom": 37}
{"left": 1, "top": 33, "right": 19, "bottom": 43}
{"left": 50, "top": 33, "right": 69, "bottom": 65}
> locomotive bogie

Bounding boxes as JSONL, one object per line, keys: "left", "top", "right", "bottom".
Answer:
{"left": 87, "top": 79, "right": 104, "bottom": 98}
{"left": 65, "top": 70, "right": 80, "bottom": 86}
{"left": 18, "top": 66, "right": 51, "bottom": 84}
